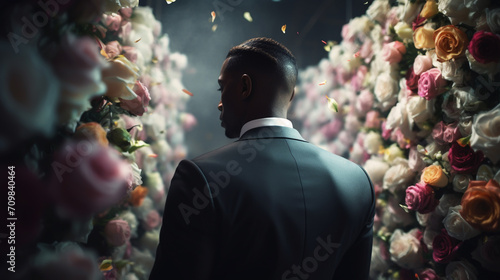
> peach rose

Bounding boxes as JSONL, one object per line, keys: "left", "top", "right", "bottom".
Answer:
{"left": 420, "top": 0, "right": 438, "bottom": 19}
{"left": 414, "top": 24, "right": 435, "bottom": 49}
{"left": 434, "top": 25, "right": 469, "bottom": 62}
{"left": 74, "top": 122, "right": 109, "bottom": 146}
{"left": 101, "top": 55, "right": 139, "bottom": 101}
{"left": 460, "top": 180, "right": 500, "bottom": 232}
{"left": 421, "top": 165, "right": 449, "bottom": 187}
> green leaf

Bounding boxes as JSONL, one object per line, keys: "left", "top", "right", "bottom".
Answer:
{"left": 128, "top": 140, "right": 150, "bottom": 153}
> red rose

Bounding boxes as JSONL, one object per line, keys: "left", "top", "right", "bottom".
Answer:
{"left": 432, "top": 228, "right": 462, "bottom": 263}
{"left": 405, "top": 66, "right": 420, "bottom": 92}
{"left": 448, "top": 141, "right": 484, "bottom": 174}
{"left": 468, "top": 31, "right": 500, "bottom": 64}
{"left": 405, "top": 182, "right": 439, "bottom": 214}
{"left": 417, "top": 268, "right": 439, "bottom": 280}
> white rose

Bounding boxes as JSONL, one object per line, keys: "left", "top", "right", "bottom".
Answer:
{"left": 389, "top": 228, "right": 424, "bottom": 269}
{"left": 495, "top": 169, "right": 500, "bottom": 184}
{"left": 386, "top": 101, "right": 411, "bottom": 136}
{"left": 370, "top": 242, "right": 390, "bottom": 278}
{"left": 144, "top": 171, "right": 165, "bottom": 205}
{"left": 466, "top": 50, "right": 500, "bottom": 78}
{"left": 486, "top": 8, "right": 500, "bottom": 33}
{"left": 130, "top": 247, "right": 155, "bottom": 279}
{"left": 422, "top": 228, "right": 440, "bottom": 251}
{"left": 348, "top": 16, "right": 374, "bottom": 40}
{"left": 133, "top": 197, "right": 154, "bottom": 221}
{"left": 363, "top": 157, "right": 390, "bottom": 185}
{"left": 104, "top": 0, "right": 139, "bottom": 13}
{"left": 142, "top": 112, "right": 167, "bottom": 141}
{"left": 367, "top": 0, "right": 391, "bottom": 23}
{"left": 413, "top": 54, "right": 433, "bottom": 75}
{"left": 0, "top": 42, "right": 59, "bottom": 153}
{"left": 443, "top": 205, "right": 481, "bottom": 241}
{"left": 364, "top": 131, "right": 383, "bottom": 154}
{"left": 397, "top": 0, "right": 424, "bottom": 24}
{"left": 476, "top": 164, "right": 495, "bottom": 181}
{"left": 409, "top": 146, "right": 426, "bottom": 172}
{"left": 459, "top": 114, "right": 474, "bottom": 137}
{"left": 439, "top": 57, "right": 466, "bottom": 84}
{"left": 438, "top": 0, "right": 470, "bottom": 25}
{"left": 435, "top": 194, "right": 462, "bottom": 217}
{"left": 126, "top": 23, "right": 155, "bottom": 65}
{"left": 445, "top": 261, "right": 478, "bottom": 280}
{"left": 382, "top": 158, "right": 416, "bottom": 193}
{"left": 374, "top": 72, "right": 399, "bottom": 111}
{"left": 170, "top": 52, "right": 189, "bottom": 70}
{"left": 382, "top": 197, "right": 415, "bottom": 230}
{"left": 394, "top": 22, "right": 413, "bottom": 41}
{"left": 119, "top": 210, "right": 139, "bottom": 238}
{"left": 470, "top": 103, "right": 500, "bottom": 163}
{"left": 406, "top": 95, "right": 435, "bottom": 128}
{"left": 452, "top": 174, "right": 472, "bottom": 193}
{"left": 139, "top": 229, "right": 160, "bottom": 254}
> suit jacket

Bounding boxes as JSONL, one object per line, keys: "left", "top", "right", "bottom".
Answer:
{"left": 149, "top": 126, "right": 375, "bottom": 280}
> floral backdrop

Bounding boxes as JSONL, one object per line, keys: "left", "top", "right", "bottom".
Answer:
{"left": 2, "top": 1, "right": 195, "bottom": 279}
{"left": 292, "top": 0, "right": 500, "bottom": 279}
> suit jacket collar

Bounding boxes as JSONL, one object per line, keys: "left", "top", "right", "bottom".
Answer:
{"left": 237, "top": 126, "right": 307, "bottom": 142}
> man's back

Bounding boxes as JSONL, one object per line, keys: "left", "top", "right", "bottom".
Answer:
{"left": 150, "top": 126, "right": 375, "bottom": 280}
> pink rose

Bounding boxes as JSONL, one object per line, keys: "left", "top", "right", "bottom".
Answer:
{"left": 119, "top": 7, "right": 133, "bottom": 20}
{"left": 364, "top": 110, "right": 381, "bottom": 129}
{"left": 104, "top": 219, "right": 131, "bottom": 247}
{"left": 468, "top": 31, "right": 500, "bottom": 64}
{"left": 408, "top": 146, "right": 425, "bottom": 172}
{"left": 416, "top": 268, "right": 439, "bottom": 280}
{"left": 180, "top": 113, "right": 198, "bottom": 131}
{"left": 448, "top": 142, "right": 484, "bottom": 174}
{"left": 382, "top": 41, "right": 407, "bottom": 64}
{"left": 405, "top": 182, "right": 440, "bottom": 214}
{"left": 102, "top": 13, "right": 122, "bottom": 32}
{"left": 351, "top": 65, "right": 368, "bottom": 92}
{"left": 381, "top": 121, "right": 392, "bottom": 140}
{"left": 418, "top": 67, "right": 447, "bottom": 100}
{"left": 389, "top": 229, "right": 424, "bottom": 269}
{"left": 320, "top": 118, "right": 343, "bottom": 139}
{"left": 432, "top": 228, "right": 462, "bottom": 263}
{"left": 143, "top": 210, "right": 161, "bottom": 231}
{"left": 355, "top": 89, "right": 374, "bottom": 115}
{"left": 413, "top": 55, "right": 433, "bottom": 75}
{"left": 432, "top": 121, "right": 460, "bottom": 145}
{"left": 119, "top": 81, "right": 151, "bottom": 116}
{"left": 104, "top": 40, "right": 122, "bottom": 59}
{"left": 50, "top": 140, "right": 130, "bottom": 218}
{"left": 122, "top": 46, "right": 138, "bottom": 63}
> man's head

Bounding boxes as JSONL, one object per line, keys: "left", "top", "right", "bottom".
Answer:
{"left": 218, "top": 37, "right": 298, "bottom": 138}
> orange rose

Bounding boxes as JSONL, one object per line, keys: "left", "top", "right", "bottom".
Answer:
{"left": 414, "top": 25, "right": 435, "bottom": 49}
{"left": 420, "top": 0, "right": 438, "bottom": 19}
{"left": 433, "top": 25, "right": 469, "bottom": 62}
{"left": 129, "top": 185, "right": 148, "bottom": 207}
{"left": 74, "top": 122, "right": 109, "bottom": 146}
{"left": 421, "top": 165, "right": 448, "bottom": 187}
{"left": 461, "top": 180, "right": 500, "bottom": 232}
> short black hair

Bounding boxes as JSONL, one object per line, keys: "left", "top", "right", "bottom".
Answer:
{"left": 226, "top": 37, "right": 298, "bottom": 91}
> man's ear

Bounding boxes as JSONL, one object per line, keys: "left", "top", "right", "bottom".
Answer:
{"left": 241, "top": 74, "right": 252, "bottom": 99}
{"left": 289, "top": 87, "right": 296, "bottom": 102}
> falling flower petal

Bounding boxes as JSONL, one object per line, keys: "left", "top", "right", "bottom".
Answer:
{"left": 281, "top": 24, "right": 286, "bottom": 34}
{"left": 354, "top": 51, "right": 360, "bottom": 57}
{"left": 182, "top": 89, "right": 194, "bottom": 96}
{"left": 166, "top": 0, "right": 176, "bottom": 4}
{"left": 148, "top": 153, "right": 158, "bottom": 158}
{"left": 212, "top": 24, "right": 218, "bottom": 32}
{"left": 326, "top": 95, "right": 339, "bottom": 112}
{"left": 243, "top": 12, "right": 253, "bottom": 22}
{"left": 211, "top": 11, "right": 216, "bottom": 22}
{"left": 321, "top": 40, "right": 327, "bottom": 44}
{"left": 135, "top": 38, "right": 141, "bottom": 43}
{"left": 319, "top": 80, "right": 327, "bottom": 86}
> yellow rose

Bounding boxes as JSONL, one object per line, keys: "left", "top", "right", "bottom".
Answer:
{"left": 413, "top": 25, "right": 435, "bottom": 49}
{"left": 101, "top": 55, "right": 139, "bottom": 101}
{"left": 421, "top": 165, "right": 448, "bottom": 187}
{"left": 420, "top": 0, "right": 438, "bottom": 19}
{"left": 461, "top": 180, "right": 500, "bottom": 232}
{"left": 434, "top": 25, "right": 469, "bottom": 62}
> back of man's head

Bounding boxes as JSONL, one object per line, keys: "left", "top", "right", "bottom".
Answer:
{"left": 225, "top": 37, "right": 298, "bottom": 97}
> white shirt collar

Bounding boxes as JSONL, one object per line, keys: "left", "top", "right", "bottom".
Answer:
{"left": 239, "top": 117, "right": 293, "bottom": 138}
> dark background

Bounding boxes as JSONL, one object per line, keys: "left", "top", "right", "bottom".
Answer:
{"left": 146, "top": 0, "right": 368, "bottom": 157}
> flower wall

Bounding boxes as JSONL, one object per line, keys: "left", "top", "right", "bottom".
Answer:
{"left": 293, "top": 0, "right": 500, "bottom": 279}
{"left": 2, "top": 1, "right": 195, "bottom": 279}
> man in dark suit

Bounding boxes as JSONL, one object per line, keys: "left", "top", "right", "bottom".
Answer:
{"left": 150, "top": 38, "right": 375, "bottom": 280}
